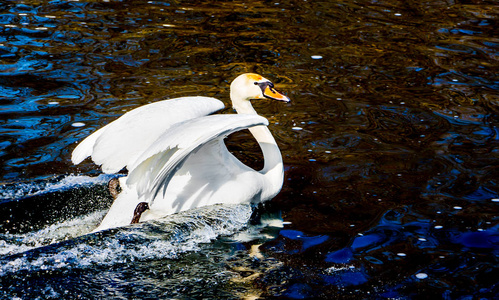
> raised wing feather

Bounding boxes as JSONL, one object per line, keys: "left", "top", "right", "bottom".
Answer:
{"left": 71, "top": 97, "right": 224, "bottom": 173}
{"left": 126, "top": 114, "right": 269, "bottom": 202}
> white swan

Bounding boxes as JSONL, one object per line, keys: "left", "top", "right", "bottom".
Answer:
{"left": 72, "top": 73, "right": 290, "bottom": 232}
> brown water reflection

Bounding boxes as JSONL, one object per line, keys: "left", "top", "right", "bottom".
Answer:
{"left": 0, "top": 0, "right": 498, "bottom": 298}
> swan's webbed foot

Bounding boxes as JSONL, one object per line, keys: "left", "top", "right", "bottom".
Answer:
{"left": 131, "top": 202, "right": 150, "bottom": 224}
{"left": 108, "top": 177, "right": 121, "bottom": 199}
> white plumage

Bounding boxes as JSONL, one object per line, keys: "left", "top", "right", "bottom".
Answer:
{"left": 72, "top": 73, "right": 290, "bottom": 232}
{"left": 72, "top": 97, "right": 224, "bottom": 173}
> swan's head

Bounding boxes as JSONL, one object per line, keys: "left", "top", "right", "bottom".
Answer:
{"left": 230, "top": 73, "right": 290, "bottom": 106}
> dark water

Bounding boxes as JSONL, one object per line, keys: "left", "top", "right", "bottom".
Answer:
{"left": 0, "top": 0, "right": 498, "bottom": 298}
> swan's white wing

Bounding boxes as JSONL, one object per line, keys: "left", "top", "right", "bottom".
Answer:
{"left": 126, "top": 114, "right": 269, "bottom": 202}
{"left": 71, "top": 97, "right": 224, "bottom": 173}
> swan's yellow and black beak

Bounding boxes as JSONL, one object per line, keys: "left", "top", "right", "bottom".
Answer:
{"left": 257, "top": 81, "right": 290, "bottom": 102}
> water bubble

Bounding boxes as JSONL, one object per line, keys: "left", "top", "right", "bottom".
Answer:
{"left": 491, "top": 198, "right": 499, "bottom": 202}
{"left": 397, "top": 253, "right": 406, "bottom": 257}
{"left": 71, "top": 122, "right": 86, "bottom": 127}
{"left": 416, "top": 273, "right": 428, "bottom": 279}
{"left": 292, "top": 127, "right": 303, "bottom": 131}
{"left": 434, "top": 225, "right": 443, "bottom": 229}
{"left": 311, "top": 55, "right": 323, "bottom": 59}
{"left": 453, "top": 206, "right": 462, "bottom": 210}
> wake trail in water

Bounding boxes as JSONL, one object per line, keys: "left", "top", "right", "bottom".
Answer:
{"left": 0, "top": 174, "right": 115, "bottom": 201}
{"left": 0, "top": 210, "right": 106, "bottom": 256}
{"left": 0, "top": 203, "right": 253, "bottom": 277}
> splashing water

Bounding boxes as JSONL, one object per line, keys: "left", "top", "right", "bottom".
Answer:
{"left": 0, "top": 174, "right": 116, "bottom": 201}
{"left": 0, "top": 210, "right": 105, "bottom": 256}
{"left": 0, "top": 203, "right": 253, "bottom": 276}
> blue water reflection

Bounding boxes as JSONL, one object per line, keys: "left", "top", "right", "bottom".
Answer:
{"left": 323, "top": 270, "right": 369, "bottom": 287}
{"left": 454, "top": 229, "right": 499, "bottom": 249}
{"left": 325, "top": 247, "right": 353, "bottom": 264}
{"left": 279, "top": 229, "right": 329, "bottom": 253}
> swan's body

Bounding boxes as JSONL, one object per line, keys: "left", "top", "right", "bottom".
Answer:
{"left": 72, "top": 73, "right": 289, "bottom": 232}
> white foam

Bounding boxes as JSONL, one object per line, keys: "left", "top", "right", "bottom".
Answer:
{"left": 0, "top": 174, "right": 116, "bottom": 200}
{"left": 0, "top": 204, "right": 252, "bottom": 276}
{"left": 325, "top": 265, "right": 356, "bottom": 273}
{"left": 44, "top": 174, "right": 115, "bottom": 192}
{"left": 0, "top": 211, "right": 106, "bottom": 256}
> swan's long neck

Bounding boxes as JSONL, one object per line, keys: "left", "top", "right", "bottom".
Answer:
{"left": 232, "top": 98, "right": 284, "bottom": 199}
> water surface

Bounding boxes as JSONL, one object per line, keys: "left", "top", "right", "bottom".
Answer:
{"left": 0, "top": 0, "right": 498, "bottom": 298}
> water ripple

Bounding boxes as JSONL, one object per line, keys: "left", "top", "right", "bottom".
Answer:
{"left": 0, "top": 0, "right": 497, "bottom": 298}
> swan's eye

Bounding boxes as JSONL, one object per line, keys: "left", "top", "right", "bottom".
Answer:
{"left": 254, "top": 82, "right": 258, "bottom": 85}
